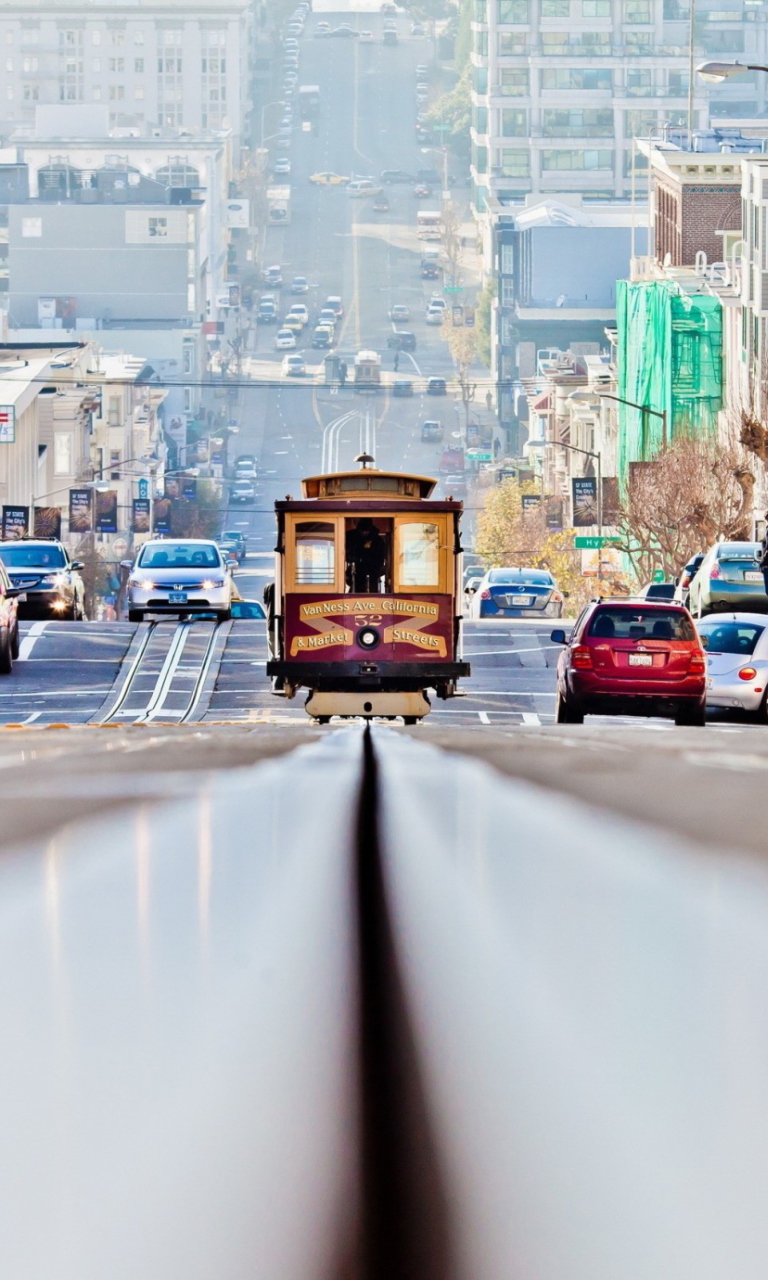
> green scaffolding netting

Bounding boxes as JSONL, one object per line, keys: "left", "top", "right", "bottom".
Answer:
{"left": 616, "top": 280, "right": 723, "bottom": 486}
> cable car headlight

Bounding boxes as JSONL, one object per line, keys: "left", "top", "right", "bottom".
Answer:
{"left": 357, "top": 626, "right": 381, "bottom": 650}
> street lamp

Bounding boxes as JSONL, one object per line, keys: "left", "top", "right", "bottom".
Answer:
{"left": 527, "top": 437, "right": 603, "bottom": 538}
{"left": 570, "top": 388, "right": 667, "bottom": 454}
{"left": 697, "top": 60, "right": 768, "bottom": 83}
{"left": 419, "top": 144, "right": 449, "bottom": 200}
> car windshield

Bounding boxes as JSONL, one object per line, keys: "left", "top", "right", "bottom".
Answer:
{"left": 717, "top": 543, "right": 760, "bottom": 562}
{"left": 489, "top": 569, "right": 553, "bottom": 585}
{"left": 138, "top": 542, "right": 221, "bottom": 570}
{"left": 699, "top": 622, "right": 764, "bottom": 655}
{"left": 587, "top": 608, "right": 695, "bottom": 641}
{"left": 0, "top": 544, "right": 66, "bottom": 568}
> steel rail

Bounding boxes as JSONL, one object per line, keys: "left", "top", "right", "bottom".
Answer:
{"left": 95, "top": 619, "right": 158, "bottom": 722}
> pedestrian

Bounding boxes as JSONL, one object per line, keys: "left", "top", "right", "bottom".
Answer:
{"left": 394, "top": 351, "right": 400, "bottom": 372}
{"left": 760, "top": 513, "right": 768, "bottom": 596}
{"left": 486, "top": 390, "right": 493, "bottom": 411}
{"left": 339, "top": 360, "right": 347, "bottom": 387}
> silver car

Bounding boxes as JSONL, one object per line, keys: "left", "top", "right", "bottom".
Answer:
{"left": 697, "top": 611, "right": 768, "bottom": 719}
{"left": 126, "top": 539, "right": 233, "bottom": 622}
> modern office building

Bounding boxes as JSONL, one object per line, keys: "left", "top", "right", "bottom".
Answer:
{"left": 470, "top": 0, "right": 768, "bottom": 210}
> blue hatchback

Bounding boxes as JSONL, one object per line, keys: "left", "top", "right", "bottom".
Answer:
{"left": 469, "top": 567, "right": 564, "bottom": 618}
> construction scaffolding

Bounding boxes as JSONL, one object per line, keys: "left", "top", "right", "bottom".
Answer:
{"left": 616, "top": 279, "right": 723, "bottom": 484}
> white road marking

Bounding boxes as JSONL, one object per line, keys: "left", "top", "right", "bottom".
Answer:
{"left": 478, "top": 711, "right": 491, "bottom": 725}
{"left": 521, "top": 712, "right": 541, "bottom": 726}
{"left": 17, "top": 620, "right": 49, "bottom": 661}
{"left": 20, "top": 712, "right": 41, "bottom": 725}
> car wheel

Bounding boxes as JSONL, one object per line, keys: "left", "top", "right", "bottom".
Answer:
{"left": 674, "top": 701, "right": 706, "bottom": 727}
{"left": 60, "top": 606, "right": 77, "bottom": 621}
{"left": 0, "top": 627, "right": 12, "bottom": 675}
{"left": 555, "top": 689, "right": 583, "bottom": 724}
{"left": 219, "top": 608, "right": 232, "bottom": 622}
{"left": 128, "top": 609, "right": 144, "bottom": 623}
{"left": 10, "top": 621, "right": 19, "bottom": 660}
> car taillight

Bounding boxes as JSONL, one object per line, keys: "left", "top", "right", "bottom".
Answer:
{"left": 738, "top": 666, "right": 758, "bottom": 681}
{"left": 571, "top": 645, "right": 593, "bottom": 670}
{"left": 480, "top": 590, "right": 491, "bottom": 600}
{"left": 709, "top": 563, "right": 721, "bottom": 579}
{"left": 681, "top": 573, "right": 691, "bottom": 588}
{"left": 688, "top": 650, "right": 706, "bottom": 674}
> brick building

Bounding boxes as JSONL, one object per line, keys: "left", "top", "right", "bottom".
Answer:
{"left": 639, "top": 129, "right": 766, "bottom": 268}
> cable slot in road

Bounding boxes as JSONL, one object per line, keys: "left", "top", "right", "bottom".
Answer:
{"left": 96, "top": 618, "right": 224, "bottom": 725}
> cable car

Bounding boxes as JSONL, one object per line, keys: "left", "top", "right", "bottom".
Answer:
{"left": 266, "top": 455, "right": 470, "bottom": 722}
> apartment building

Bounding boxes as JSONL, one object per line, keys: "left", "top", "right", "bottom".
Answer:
{"left": 0, "top": 0, "right": 251, "bottom": 141}
{"left": 470, "top": 0, "right": 768, "bottom": 209}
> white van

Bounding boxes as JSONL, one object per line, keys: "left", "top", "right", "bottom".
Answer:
{"left": 347, "top": 179, "right": 381, "bottom": 197}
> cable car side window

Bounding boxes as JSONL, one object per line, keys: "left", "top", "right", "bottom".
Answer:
{"left": 294, "top": 521, "right": 336, "bottom": 585}
{"left": 396, "top": 521, "right": 440, "bottom": 587}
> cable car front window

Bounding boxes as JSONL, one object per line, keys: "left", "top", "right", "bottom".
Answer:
{"left": 295, "top": 521, "right": 336, "bottom": 585}
{"left": 397, "top": 522, "right": 440, "bottom": 587}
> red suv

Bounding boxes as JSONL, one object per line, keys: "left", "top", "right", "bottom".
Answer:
{"left": 551, "top": 600, "right": 707, "bottom": 726}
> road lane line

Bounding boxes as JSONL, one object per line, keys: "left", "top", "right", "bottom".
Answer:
{"left": 521, "top": 712, "right": 541, "bottom": 726}
{"left": 20, "top": 712, "right": 41, "bottom": 725}
{"left": 478, "top": 711, "right": 490, "bottom": 725}
{"left": 17, "top": 620, "right": 49, "bottom": 661}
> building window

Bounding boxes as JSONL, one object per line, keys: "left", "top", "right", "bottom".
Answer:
{"left": 22, "top": 83, "right": 37, "bottom": 100}
{"left": 5, "top": 32, "right": 13, "bottom": 44}
{"left": 542, "top": 108, "right": 613, "bottom": 135}
{"left": 110, "top": 30, "right": 125, "bottom": 45}
{"left": 541, "top": 0, "right": 571, "bottom": 14}
{"left": 499, "top": 148, "right": 530, "bottom": 176}
{"left": 474, "top": 64, "right": 488, "bottom": 94}
{"left": 134, "top": 57, "right": 144, "bottom": 72}
{"left": 134, "top": 30, "right": 145, "bottom": 44}
{"left": 474, "top": 27, "right": 488, "bottom": 55}
{"left": 497, "top": 0, "right": 529, "bottom": 21}
{"left": 582, "top": 0, "right": 611, "bottom": 13}
{"left": 475, "top": 0, "right": 488, "bottom": 19}
{"left": 624, "top": 109, "right": 657, "bottom": 134}
{"left": 499, "top": 68, "right": 529, "bottom": 95}
{"left": 501, "top": 278, "right": 515, "bottom": 306}
{"left": 623, "top": 0, "right": 651, "bottom": 18}
{"left": 22, "top": 55, "right": 37, "bottom": 71}
{"left": 501, "top": 242, "right": 514, "bottom": 274}
{"left": 498, "top": 31, "right": 527, "bottom": 53}
{"left": 667, "top": 70, "right": 688, "bottom": 95}
{"left": 541, "top": 67, "right": 612, "bottom": 89}
{"left": 109, "top": 450, "right": 121, "bottom": 480}
{"left": 473, "top": 104, "right": 488, "bottom": 132}
{"left": 501, "top": 107, "right": 527, "bottom": 135}
{"left": 134, "top": 85, "right": 144, "bottom": 100}
{"left": 109, "top": 85, "right": 125, "bottom": 100}
{"left": 625, "top": 30, "right": 652, "bottom": 47}
{"left": 149, "top": 216, "right": 167, "bottom": 237}
{"left": 6, "top": 86, "right": 12, "bottom": 100}
{"left": 93, "top": 86, "right": 101, "bottom": 99}
{"left": 92, "top": 30, "right": 101, "bottom": 45}
{"left": 54, "top": 433, "right": 73, "bottom": 477}
{"left": 22, "top": 216, "right": 42, "bottom": 236}
{"left": 109, "top": 56, "right": 124, "bottom": 71}
{"left": 21, "top": 28, "right": 39, "bottom": 45}
{"left": 541, "top": 148, "right": 613, "bottom": 169}
{"left": 474, "top": 143, "right": 488, "bottom": 173}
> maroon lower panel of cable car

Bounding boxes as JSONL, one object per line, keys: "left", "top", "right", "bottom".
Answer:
{"left": 284, "top": 592, "right": 454, "bottom": 664}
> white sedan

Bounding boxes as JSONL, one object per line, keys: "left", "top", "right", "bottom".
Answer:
{"left": 275, "top": 327, "right": 297, "bottom": 349}
{"left": 126, "top": 539, "right": 233, "bottom": 622}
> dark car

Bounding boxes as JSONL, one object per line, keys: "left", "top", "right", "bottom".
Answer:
{"left": 417, "top": 168, "right": 441, "bottom": 184}
{"left": 257, "top": 301, "right": 278, "bottom": 324}
{"left": 381, "top": 170, "right": 415, "bottom": 184}
{"left": 421, "top": 419, "right": 443, "bottom": 442}
{"left": 263, "top": 265, "right": 283, "bottom": 287}
{"left": 387, "top": 330, "right": 416, "bottom": 351}
{"left": 421, "top": 262, "right": 440, "bottom": 279}
{"left": 0, "top": 560, "right": 20, "bottom": 671}
{"left": 470, "top": 567, "right": 564, "bottom": 620}
{"left": 674, "top": 553, "right": 706, "bottom": 608}
{"left": 329, "top": 25, "right": 360, "bottom": 35}
{"left": 230, "top": 599, "right": 266, "bottom": 620}
{"left": 392, "top": 378, "right": 414, "bottom": 397}
{"left": 0, "top": 538, "right": 85, "bottom": 621}
{"left": 220, "top": 530, "right": 247, "bottom": 563}
{"left": 635, "top": 582, "right": 676, "bottom": 601}
{"left": 427, "top": 376, "right": 447, "bottom": 395}
{"left": 373, "top": 195, "right": 390, "bottom": 212}
{"left": 551, "top": 600, "right": 706, "bottom": 726}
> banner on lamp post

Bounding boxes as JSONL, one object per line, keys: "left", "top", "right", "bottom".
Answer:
{"left": 95, "top": 490, "right": 118, "bottom": 535}
{"left": 1, "top": 505, "right": 29, "bottom": 539}
{"left": 34, "top": 506, "right": 62, "bottom": 539}
{"left": 572, "top": 476, "right": 598, "bottom": 528}
{"left": 69, "top": 488, "right": 93, "bottom": 534}
{"left": 132, "top": 498, "right": 151, "bottom": 534}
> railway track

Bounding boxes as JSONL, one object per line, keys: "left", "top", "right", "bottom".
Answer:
{"left": 96, "top": 617, "right": 226, "bottom": 724}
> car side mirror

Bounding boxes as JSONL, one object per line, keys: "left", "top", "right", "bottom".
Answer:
{"left": 120, "top": 560, "right": 133, "bottom": 570}
{"left": 5, "top": 587, "right": 24, "bottom": 599}
{"left": 71, "top": 561, "right": 84, "bottom": 570}
{"left": 550, "top": 628, "right": 568, "bottom": 644}
{"left": 465, "top": 584, "right": 477, "bottom": 595}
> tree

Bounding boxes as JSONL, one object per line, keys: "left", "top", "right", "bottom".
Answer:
{"left": 441, "top": 315, "right": 477, "bottom": 427}
{"left": 475, "top": 278, "right": 495, "bottom": 368}
{"left": 440, "top": 199, "right": 463, "bottom": 287}
{"left": 615, "top": 434, "right": 755, "bottom": 583}
{"left": 425, "top": 64, "right": 470, "bottom": 159}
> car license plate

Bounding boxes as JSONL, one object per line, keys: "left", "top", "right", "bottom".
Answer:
{"left": 629, "top": 653, "right": 653, "bottom": 666}
{"left": 745, "top": 571, "right": 763, "bottom": 582}
{"left": 707, "top": 678, "right": 714, "bottom": 688}
{"left": 168, "top": 592, "right": 188, "bottom": 604}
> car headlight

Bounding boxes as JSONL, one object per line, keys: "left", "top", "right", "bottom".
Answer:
{"left": 202, "top": 579, "right": 224, "bottom": 590}
{"left": 39, "top": 573, "right": 68, "bottom": 589}
{"left": 130, "top": 577, "right": 155, "bottom": 590}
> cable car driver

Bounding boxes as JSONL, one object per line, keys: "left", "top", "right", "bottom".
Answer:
{"left": 346, "top": 518, "right": 388, "bottom": 593}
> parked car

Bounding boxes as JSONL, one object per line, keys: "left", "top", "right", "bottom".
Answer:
{"left": 688, "top": 541, "right": 766, "bottom": 618}
{"left": 697, "top": 611, "right": 768, "bottom": 720}
{"left": 551, "top": 600, "right": 706, "bottom": 725}
{"left": 0, "top": 559, "right": 21, "bottom": 670}
{"left": 425, "top": 305, "right": 444, "bottom": 326}
{"left": 0, "top": 538, "right": 85, "bottom": 621}
{"left": 347, "top": 179, "right": 381, "bottom": 197}
{"left": 635, "top": 581, "right": 676, "bottom": 601}
{"left": 674, "top": 552, "right": 705, "bottom": 607}
{"left": 381, "top": 169, "right": 416, "bottom": 184}
{"left": 125, "top": 539, "right": 233, "bottom": 622}
{"left": 230, "top": 479, "right": 256, "bottom": 505}
{"left": 421, "top": 419, "right": 443, "bottom": 442}
{"left": 427, "top": 376, "right": 447, "bottom": 395}
{"left": 470, "top": 567, "right": 565, "bottom": 620}
{"left": 392, "top": 378, "right": 414, "bottom": 397}
{"left": 389, "top": 304, "right": 410, "bottom": 322}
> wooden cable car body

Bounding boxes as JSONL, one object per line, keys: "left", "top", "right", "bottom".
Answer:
{"left": 267, "top": 461, "right": 470, "bottom": 721}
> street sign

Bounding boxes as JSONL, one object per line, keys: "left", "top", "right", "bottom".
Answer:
{"left": 444, "top": 285, "right": 464, "bottom": 294}
{"left": 138, "top": 479, "right": 149, "bottom": 500}
{"left": 574, "top": 535, "right": 621, "bottom": 549}
{"left": 467, "top": 449, "right": 492, "bottom": 462}
{"left": 652, "top": 568, "right": 665, "bottom": 582}
{"left": 112, "top": 536, "right": 129, "bottom": 558}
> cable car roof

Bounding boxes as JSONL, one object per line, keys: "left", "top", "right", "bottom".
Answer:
{"left": 301, "top": 467, "right": 437, "bottom": 500}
